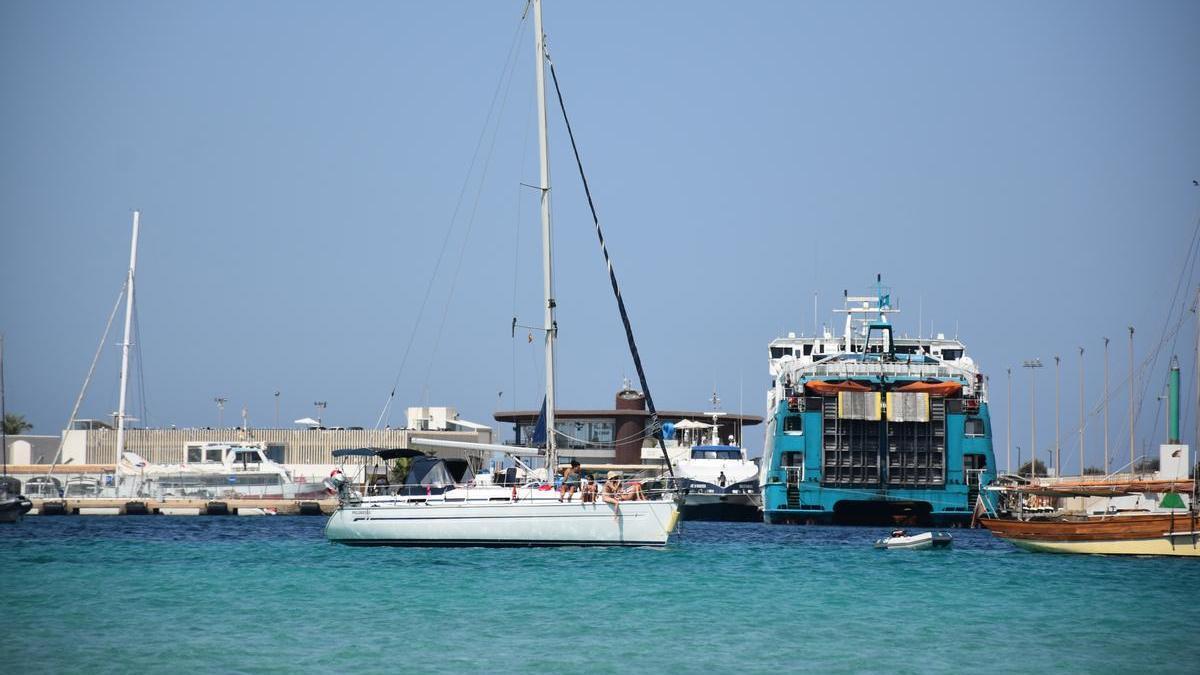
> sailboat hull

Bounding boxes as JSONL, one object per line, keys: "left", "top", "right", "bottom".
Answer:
{"left": 325, "top": 498, "right": 680, "bottom": 547}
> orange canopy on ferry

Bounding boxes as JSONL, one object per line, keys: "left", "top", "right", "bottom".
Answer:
{"left": 804, "top": 380, "right": 872, "bottom": 395}
{"left": 895, "top": 381, "right": 962, "bottom": 397}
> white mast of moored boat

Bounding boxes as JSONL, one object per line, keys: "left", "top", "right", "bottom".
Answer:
{"left": 114, "top": 211, "right": 140, "bottom": 480}
{"left": 534, "top": 0, "right": 558, "bottom": 476}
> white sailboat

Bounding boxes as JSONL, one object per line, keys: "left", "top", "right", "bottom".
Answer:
{"left": 324, "top": 0, "right": 681, "bottom": 546}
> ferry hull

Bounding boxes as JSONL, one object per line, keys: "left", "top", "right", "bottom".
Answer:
{"left": 324, "top": 498, "right": 681, "bottom": 547}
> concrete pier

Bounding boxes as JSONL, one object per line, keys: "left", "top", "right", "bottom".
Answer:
{"left": 30, "top": 498, "right": 337, "bottom": 516}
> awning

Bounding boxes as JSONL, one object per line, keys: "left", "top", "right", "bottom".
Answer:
{"left": 331, "top": 447, "right": 425, "bottom": 460}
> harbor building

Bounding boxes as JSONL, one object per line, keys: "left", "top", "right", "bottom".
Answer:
{"left": 493, "top": 385, "right": 763, "bottom": 465}
{"left": 2, "top": 406, "right": 493, "bottom": 490}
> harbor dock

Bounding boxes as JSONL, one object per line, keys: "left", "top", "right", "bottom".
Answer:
{"left": 29, "top": 497, "right": 336, "bottom": 516}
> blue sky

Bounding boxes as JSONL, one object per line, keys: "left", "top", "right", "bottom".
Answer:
{"left": 2, "top": 1, "right": 1198, "bottom": 473}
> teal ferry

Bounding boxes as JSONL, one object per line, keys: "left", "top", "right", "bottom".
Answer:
{"left": 761, "top": 280, "right": 996, "bottom": 526}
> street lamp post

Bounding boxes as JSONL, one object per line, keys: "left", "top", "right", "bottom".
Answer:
{"left": 214, "top": 397, "right": 227, "bottom": 428}
{"left": 314, "top": 401, "right": 327, "bottom": 427}
{"left": 274, "top": 390, "right": 281, "bottom": 428}
{"left": 1054, "top": 355, "right": 1061, "bottom": 478}
{"left": 1023, "top": 359, "right": 1043, "bottom": 477}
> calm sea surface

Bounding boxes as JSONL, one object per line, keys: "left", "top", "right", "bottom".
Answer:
{"left": 2, "top": 516, "right": 1197, "bottom": 674}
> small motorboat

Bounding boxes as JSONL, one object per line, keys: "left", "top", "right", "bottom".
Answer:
{"left": 0, "top": 479, "right": 33, "bottom": 524}
{"left": 874, "top": 529, "right": 953, "bottom": 550}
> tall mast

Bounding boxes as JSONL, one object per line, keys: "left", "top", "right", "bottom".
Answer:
{"left": 115, "top": 211, "right": 140, "bottom": 475}
{"left": 1127, "top": 326, "right": 1134, "bottom": 474}
{"left": 533, "top": 0, "right": 557, "bottom": 474}
{"left": 1078, "top": 346, "right": 1085, "bottom": 476}
{"left": 1, "top": 334, "right": 7, "bottom": 481}
{"left": 1103, "top": 336, "right": 1110, "bottom": 474}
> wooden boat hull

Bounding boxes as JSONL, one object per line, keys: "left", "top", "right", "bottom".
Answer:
{"left": 980, "top": 514, "right": 1200, "bottom": 557}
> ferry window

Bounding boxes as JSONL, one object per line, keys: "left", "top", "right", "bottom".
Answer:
{"left": 802, "top": 344, "right": 813, "bottom": 356}
{"left": 942, "top": 349, "right": 963, "bottom": 360}
{"left": 187, "top": 447, "right": 202, "bottom": 463}
{"left": 783, "top": 415, "right": 803, "bottom": 433}
{"left": 782, "top": 451, "right": 803, "bottom": 467}
{"left": 964, "top": 418, "right": 985, "bottom": 437}
{"left": 771, "top": 347, "right": 787, "bottom": 359}
{"left": 204, "top": 447, "right": 223, "bottom": 462}
{"left": 818, "top": 344, "right": 825, "bottom": 354}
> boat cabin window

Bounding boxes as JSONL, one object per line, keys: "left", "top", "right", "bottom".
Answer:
{"left": 783, "top": 415, "right": 803, "bottom": 433}
{"left": 187, "top": 447, "right": 202, "bottom": 463}
{"left": 692, "top": 448, "right": 741, "bottom": 460}
{"left": 964, "top": 418, "right": 985, "bottom": 437}
{"left": 802, "top": 344, "right": 813, "bottom": 356}
{"left": 770, "top": 346, "right": 788, "bottom": 359}
{"left": 782, "top": 451, "right": 804, "bottom": 467}
{"left": 204, "top": 447, "right": 223, "bottom": 463}
{"left": 234, "top": 450, "right": 261, "bottom": 464}
{"left": 941, "top": 349, "right": 963, "bottom": 360}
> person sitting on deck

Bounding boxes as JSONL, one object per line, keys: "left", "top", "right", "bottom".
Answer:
{"left": 602, "top": 471, "right": 624, "bottom": 519}
{"left": 620, "top": 481, "right": 646, "bottom": 501}
{"left": 580, "top": 474, "right": 597, "bottom": 503}
{"left": 560, "top": 461, "right": 581, "bottom": 502}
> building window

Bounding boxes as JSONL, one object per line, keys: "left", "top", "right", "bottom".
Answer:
{"left": 783, "top": 415, "right": 803, "bottom": 433}
{"left": 187, "top": 446, "right": 202, "bottom": 463}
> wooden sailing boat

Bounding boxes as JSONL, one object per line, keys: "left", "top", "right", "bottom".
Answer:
{"left": 979, "top": 357, "right": 1198, "bottom": 556}
{"left": 324, "top": 0, "right": 681, "bottom": 546}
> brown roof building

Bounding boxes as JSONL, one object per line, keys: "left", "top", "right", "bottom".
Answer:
{"left": 494, "top": 386, "right": 762, "bottom": 464}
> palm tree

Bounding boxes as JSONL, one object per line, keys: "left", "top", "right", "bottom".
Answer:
{"left": 2, "top": 413, "right": 32, "bottom": 435}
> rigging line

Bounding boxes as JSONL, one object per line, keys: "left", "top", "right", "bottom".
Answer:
{"left": 546, "top": 58, "right": 674, "bottom": 478}
{"left": 512, "top": 64, "right": 535, "bottom": 414}
{"left": 369, "top": 11, "right": 531, "bottom": 435}
{"left": 46, "top": 282, "right": 127, "bottom": 477}
{"left": 132, "top": 299, "right": 150, "bottom": 428}
{"left": 1134, "top": 212, "right": 1200, "bottom": 437}
{"left": 422, "top": 17, "right": 528, "bottom": 392}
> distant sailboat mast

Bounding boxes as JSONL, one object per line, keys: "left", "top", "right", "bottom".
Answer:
{"left": 114, "top": 211, "right": 140, "bottom": 478}
{"left": 533, "top": 0, "right": 558, "bottom": 474}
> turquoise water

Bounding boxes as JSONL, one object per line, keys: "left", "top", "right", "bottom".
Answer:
{"left": 3, "top": 517, "right": 1198, "bottom": 674}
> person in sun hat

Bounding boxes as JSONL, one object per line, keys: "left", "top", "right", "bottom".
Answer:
{"left": 602, "top": 470, "right": 623, "bottom": 519}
